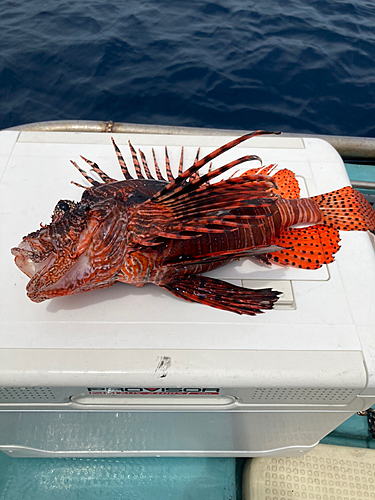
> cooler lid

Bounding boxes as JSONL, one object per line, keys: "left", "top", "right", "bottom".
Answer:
{"left": 0, "top": 130, "right": 373, "bottom": 360}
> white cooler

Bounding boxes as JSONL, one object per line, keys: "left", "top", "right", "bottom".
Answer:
{"left": 0, "top": 130, "right": 374, "bottom": 457}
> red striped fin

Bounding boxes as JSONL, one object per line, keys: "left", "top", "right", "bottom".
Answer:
{"left": 111, "top": 138, "right": 132, "bottom": 180}
{"left": 155, "top": 155, "right": 265, "bottom": 205}
{"left": 165, "top": 147, "right": 174, "bottom": 181}
{"left": 188, "top": 148, "right": 201, "bottom": 180}
{"left": 70, "top": 160, "right": 101, "bottom": 187}
{"left": 79, "top": 156, "right": 116, "bottom": 184}
{"left": 152, "top": 148, "right": 164, "bottom": 180}
{"left": 178, "top": 147, "right": 184, "bottom": 175}
{"left": 194, "top": 147, "right": 200, "bottom": 163}
{"left": 129, "top": 175, "right": 279, "bottom": 246}
{"left": 152, "top": 131, "right": 281, "bottom": 202}
{"left": 128, "top": 140, "right": 143, "bottom": 179}
{"left": 242, "top": 166, "right": 300, "bottom": 199}
{"left": 159, "top": 275, "right": 281, "bottom": 315}
{"left": 70, "top": 180, "right": 88, "bottom": 189}
{"left": 187, "top": 150, "right": 201, "bottom": 181}
{"left": 242, "top": 164, "right": 276, "bottom": 177}
{"left": 138, "top": 148, "right": 153, "bottom": 179}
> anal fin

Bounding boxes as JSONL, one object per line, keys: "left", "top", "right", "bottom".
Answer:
{"left": 268, "top": 224, "right": 340, "bottom": 269}
{"left": 159, "top": 275, "right": 281, "bottom": 315}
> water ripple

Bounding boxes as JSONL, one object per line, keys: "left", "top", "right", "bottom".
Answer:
{"left": 0, "top": 0, "right": 374, "bottom": 136}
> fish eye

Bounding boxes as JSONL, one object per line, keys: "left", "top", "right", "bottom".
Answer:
{"left": 52, "top": 199, "right": 76, "bottom": 222}
{"left": 57, "top": 201, "right": 70, "bottom": 212}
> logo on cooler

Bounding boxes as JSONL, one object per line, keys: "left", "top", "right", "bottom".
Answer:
{"left": 87, "top": 387, "right": 220, "bottom": 396}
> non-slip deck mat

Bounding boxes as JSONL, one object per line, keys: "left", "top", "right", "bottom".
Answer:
{"left": 243, "top": 444, "right": 375, "bottom": 500}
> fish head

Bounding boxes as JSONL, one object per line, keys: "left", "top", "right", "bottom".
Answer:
{"left": 11, "top": 196, "right": 128, "bottom": 302}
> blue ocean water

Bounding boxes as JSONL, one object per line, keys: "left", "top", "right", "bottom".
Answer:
{"left": 1, "top": 0, "right": 375, "bottom": 136}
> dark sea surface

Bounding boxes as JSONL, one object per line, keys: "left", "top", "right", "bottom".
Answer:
{"left": 1, "top": 0, "right": 375, "bottom": 136}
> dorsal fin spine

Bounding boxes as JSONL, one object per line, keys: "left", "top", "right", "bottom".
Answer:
{"left": 152, "top": 131, "right": 281, "bottom": 202}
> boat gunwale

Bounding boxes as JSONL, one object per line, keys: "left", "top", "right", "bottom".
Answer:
{"left": 3, "top": 119, "right": 375, "bottom": 190}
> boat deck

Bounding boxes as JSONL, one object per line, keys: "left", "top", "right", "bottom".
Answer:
{"left": 0, "top": 412, "right": 373, "bottom": 500}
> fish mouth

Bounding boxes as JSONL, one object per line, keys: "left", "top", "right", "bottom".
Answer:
{"left": 11, "top": 240, "right": 66, "bottom": 302}
{"left": 11, "top": 241, "right": 54, "bottom": 279}
{"left": 12, "top": 240, "right": 99, "bottom": 303}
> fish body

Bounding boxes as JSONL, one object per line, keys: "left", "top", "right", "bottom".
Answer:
{"left": 11, "top": 132, "right": 375, "bottom": 315}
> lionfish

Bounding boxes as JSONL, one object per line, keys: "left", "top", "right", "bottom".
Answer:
{"left": 11, "top": 131, "right": 375, "bottom": 315}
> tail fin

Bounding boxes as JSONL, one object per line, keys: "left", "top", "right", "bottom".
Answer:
{"left": 312, "top": 186, "right": 375, "bottom": 231}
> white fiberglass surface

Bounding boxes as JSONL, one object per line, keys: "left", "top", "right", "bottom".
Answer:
{"left": 0, "top": 132, "right": 370, "bottom": 352}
